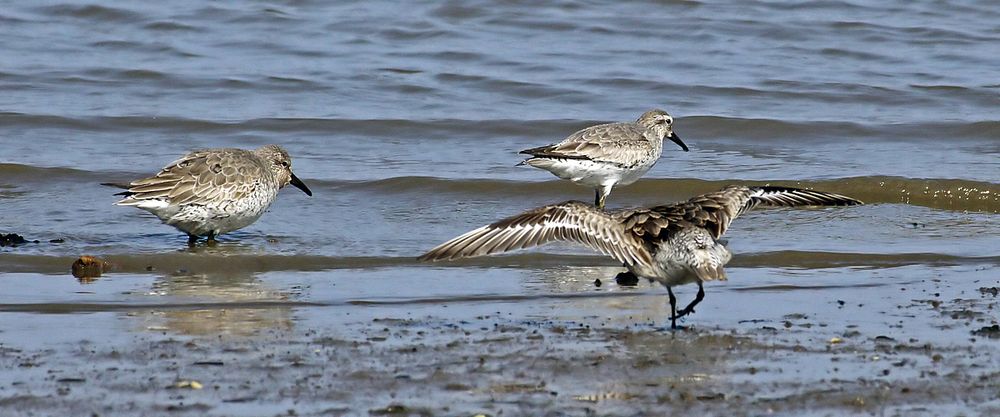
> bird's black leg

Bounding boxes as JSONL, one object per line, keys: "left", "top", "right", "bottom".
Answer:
{"left": 206, "top": 232, "right": 217, "bottom": 246}
{"left": 667, "top": 286, "right": 679, "bottom": 329}
{"left": 594, "top": 189, "right": 602, "bottom": 208}
{"left": 187, "top": 234, "right": 199, "bottom": 246}
{"left": 675, "top": 281, "right": 705, "bottom": 319}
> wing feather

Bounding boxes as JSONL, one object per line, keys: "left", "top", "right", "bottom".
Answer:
{"left": 115, "top": 149, "right": 264, "bottom": 207}
{"left": 418, "top": 201, "right": 651, "bottom": 266}
{"left": 519, "top": 122, "right": 655, "bottom": 166}
{"left": 632, "top": 185, "right": 863, "bottom": 241}
{"left": 420, "top": 186, "right": 860, "bottom": 267}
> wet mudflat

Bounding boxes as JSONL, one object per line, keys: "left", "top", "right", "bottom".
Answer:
{"left": 0, "top": 257, "right": 997, "bottom": 416}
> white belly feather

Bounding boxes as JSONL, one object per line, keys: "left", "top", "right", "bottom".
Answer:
{"left": 128, "top": 189, "right": 277, "bottom": 237}
{"left": 630, "top": 228, "right": 733, "bottom": 288}
{"left": 526, "top": 158, "right": 656, "bottom": 189}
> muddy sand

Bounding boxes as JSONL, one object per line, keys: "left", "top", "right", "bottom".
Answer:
{"left": 1, "top": 262, "right": 997, "bottom": 416}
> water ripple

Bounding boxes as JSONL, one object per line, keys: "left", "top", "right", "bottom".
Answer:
{"left": 33, "top": 4, "right": 142, "bottom": 22}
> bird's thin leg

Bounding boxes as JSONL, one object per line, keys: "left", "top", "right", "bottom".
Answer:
{"left": 187, "top": 234, "right": 199, "bottom": 246}
{"left": 667, "top": 286, "right": 679, "bottom": 329}
{"left": 594, "top": 189, "right": 603, "bottom": 208}
{"left": 206, "top": 232, "right": 217, "bottom": 246}
{"left": 675, "top": 281, "right": 706, "bottom": 319}
{"left": 595, "top": 185, "right": 613, "bottom": 209}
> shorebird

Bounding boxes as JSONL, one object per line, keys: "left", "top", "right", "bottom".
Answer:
{"left": 105, "top": 144, "right": 312, "bottom": 244}
{"left": 518, "top": 109, "right": 688, "bottom": 209}
{"left": 419, "top": 185, "right": 862, "bottom": 329}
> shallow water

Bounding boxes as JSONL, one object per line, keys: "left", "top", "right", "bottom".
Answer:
{"left": 1, "top": 0, "right": 998, "bottom": 415}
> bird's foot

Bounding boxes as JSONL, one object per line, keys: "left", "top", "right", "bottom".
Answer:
{"left": 672, "top": 307, "right": 696, "bottom": 320}
{"left": 205, "top": 232, "right": 218, "bottom": 246}
{"left": 655, "top": 321, "right": 690, "bottom": 332}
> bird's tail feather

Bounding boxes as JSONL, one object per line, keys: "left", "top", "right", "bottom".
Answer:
{"left": 100, "top": 182, "right": 133, "bottom": 197}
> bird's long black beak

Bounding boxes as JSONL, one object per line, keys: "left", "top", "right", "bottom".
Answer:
{"left": 668, "top": 132, "right": 689, "bottom": 152}
{"left": 289, "top": 172, "right": 313, "bottom": 196}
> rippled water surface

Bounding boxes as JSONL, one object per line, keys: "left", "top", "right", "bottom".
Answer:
{"left": 1, "top": 1, "right": 998, "bottom": 415}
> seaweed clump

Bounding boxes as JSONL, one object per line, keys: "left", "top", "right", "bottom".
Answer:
{"left": 1, "top": 233, "right": 30, "bottom": 247}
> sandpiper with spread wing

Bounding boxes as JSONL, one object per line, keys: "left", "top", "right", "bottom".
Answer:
{"left": 105, "top": 144, "right": 312, "bottom": 244}
{"left": 419, "top": 185, "right": 862, "bottom": 329}
{"left": 518, "top": 109, "right": 688, "bottom": 209}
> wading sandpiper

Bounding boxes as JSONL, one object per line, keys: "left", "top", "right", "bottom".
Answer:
{"left": 419, "top": 185, "right": 861, "bottom": 329}
{"left": 519, "top": 109, "right": 688, "bottom": 209}
{"left": 105, "top": 144, "right": 312, "bottom": 244}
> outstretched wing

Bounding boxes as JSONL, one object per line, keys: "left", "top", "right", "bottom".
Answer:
{"left": 519, "top": 122, "right": 654, "bottom": 167}
{"left": 624, "top": 185, "right": 863, "bottom": 241}
{"left": 418, "top": 201, "right": 652, "bottom": 266}
{"left": 115, "top": 149, "right": 262, "bottom": 207}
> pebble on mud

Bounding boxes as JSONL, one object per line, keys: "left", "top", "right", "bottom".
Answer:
{"left": 971, "top": 325, "right": 1000, "bottom": 339}
{"left": 71, "top": 255, "right": 111, "bottom": 281}
{"left": 614, "top": 271, "right": 639, "bottom": 286}
{"left": 369, "top": 404, "right": 409, "bottom": 415}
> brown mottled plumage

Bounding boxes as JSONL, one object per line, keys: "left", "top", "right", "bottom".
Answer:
{"left": 420, "top": 185, "right": 862, "bottom": 328}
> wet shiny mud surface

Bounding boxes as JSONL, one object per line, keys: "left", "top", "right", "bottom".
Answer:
{"left": 0, "top": 260, "right": 997, "bottom": 416}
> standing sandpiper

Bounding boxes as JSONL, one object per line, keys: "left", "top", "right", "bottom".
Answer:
{"left": 518, "top": 109, "right": 688, "bottom": 209}
{"left": 105, "top": 144, "right": 312, "bottom": 244}
{"left": 419, "top": 185, "right": 862, "bottom": 329}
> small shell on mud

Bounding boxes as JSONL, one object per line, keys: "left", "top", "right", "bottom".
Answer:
{"left": 175, "top": 380, "right": 203, "bottom": 389}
